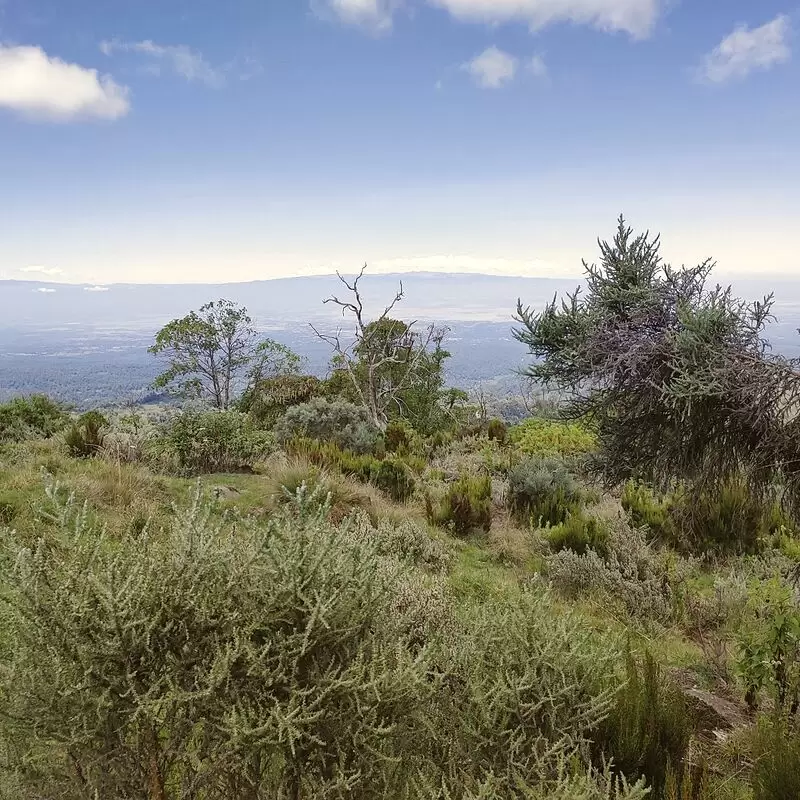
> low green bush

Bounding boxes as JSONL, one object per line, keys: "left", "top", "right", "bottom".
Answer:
{"left": 371, "top": 457, "right": 416, "bottom": 502}
{"left": 621, "top": 482, "right": 674, "bottom": 541}
{"left": 150, "top": 409, "right": 272, "bottom": 475}
{"left": 427, "top": 474, "right": 492, "bottom": 537}
{"left": 507, "top": 456, "right": 582, "bottom": 526}
{"left": 273, "top": 397, "right": 382, "bottom": 455}
{"left": 385, "top": 420, "right": 412, "bottom": 453}
{"left": 0, "top": 394, "right": 69, "bottom": 444}
{"left": 547, "top": 512, "right": 609, "bottom": 557}
{"left": 510, "top": 418, "right": 596, "bottom": 457}
{"left": 64, "top": 410, "right": 108, "bottom": 458}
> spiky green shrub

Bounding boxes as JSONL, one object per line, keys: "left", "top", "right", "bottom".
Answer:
{"left": 595, "top": 650, "right": 693, "bottom": 796}
{"left": 487, "top": 418, "right": 508, "bottom": 444}
{"left": 273, "top": 397, "right": 382, "bottom": 454}
{"left": 440, "top": 589, "right": 623, "bottom": 790}
{"left": 0, "top": 394, "right": 69, "bottom": 443}
{"left": 547, "top": 512, "right": 610, "bottom": 557}
{"left": 371, "top": 458, "right": 416, "bottom": 502}
{"left": 750, "top": 715, "right": 800, "bottom": 800}
{"left": 0, "top": 487, "right": 436, "bottom": 799}
{"left": 510, "top": 418, "right": 596, "bottom": 457}
{"left": 427, "top": 474, "right": 492, "bottom": 537}
{"left": 507, "top": 456, "right": 582, "bottom": 526}
{"left": 149, "top": 409, "right": 272, "bottom": 475}
{"left": 64, "top": 410, "right": 108, "bottom": 458}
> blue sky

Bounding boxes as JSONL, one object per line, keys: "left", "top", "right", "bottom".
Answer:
{"left": 0, "top": 0, "right": 797, "bottom": 284}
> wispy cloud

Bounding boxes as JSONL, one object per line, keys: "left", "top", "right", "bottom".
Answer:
{"left": 432, "top": 0, "right": 661, "bottom": 37}
{"left": 528, "top": 54, "right": 548, "bottom": 79}
{"left": 100, "top": 39, "right": 225, "bottom": 87}
{"left": 20, "top": 265, "right": 64, "bottom": 276}
{"left": 84, "top": 285, "right": 110, "bottom": 292}
{"left": 0, "top": 45, "right": 130, "bottom": 122}
{"left": 699, "top": 15, "right": 791, "bottom": 84}
{"left": 464, "top": 46, "right": 517, "bottom": 88}
{"left": 34, "top": 287, "right": 57, "bottom": 293}
{"left": 315, "top": 0, "right": 399, "bottom": 33}
{"left": 323, "top": 0, "right": 663, "bottom": 38}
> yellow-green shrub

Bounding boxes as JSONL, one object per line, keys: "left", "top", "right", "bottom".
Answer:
{"left": 510, "top": 418, "right": 596, "bottom": 457}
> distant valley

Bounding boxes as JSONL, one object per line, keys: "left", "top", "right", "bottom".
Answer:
{"left": 2, "top": 272, "right": 800, "bottom": 407}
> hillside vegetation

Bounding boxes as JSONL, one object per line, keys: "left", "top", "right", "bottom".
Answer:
{"left": 2, "top": 220, "right": 800, "bottom": 799}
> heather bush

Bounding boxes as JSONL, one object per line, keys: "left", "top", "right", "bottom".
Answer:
{"left": 0, "top": 394, "right": 69, "bottom": 444}
{"left": 546, "top": 516, "right": 678, "bottom": 623}
{"left": 149, "top": 409, "right": 272, "bottom": 475}
{"left": 240, "top": 373, "right": 322, "bottom": 427}
{"left": 621, "top": 481, "right": 674, "bottom": 541}
{"left": 273, "top": 397, "right": 382, "bottom": 454}
{"left": 0, "top": 487, "right": 436, "bottom": 799}
{"left": 371, "top": 457, "right": 416, "bottom": 501}
{"left": 507, "top": 456, "right": 582, "bottom": 526}
{"left": 64, "top": 410, "right": 108, "bottom": 458}
{"left": 547, "top": 511, "right": 610, "bottom": 557}
{"left": 427, "top": 474, "right": 492, "bottom": 536}
{"left": 385, "top": 419, "right": 412, "bottom": 453}
{"left": 487, "top": 418, "right": 508, "bottom": 444}
{"left": 596, "top": 650, "right": 693, "bottom": 797}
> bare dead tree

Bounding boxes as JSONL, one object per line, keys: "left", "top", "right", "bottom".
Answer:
{"left": 311, "top": 265, "right": 447, "bottom": 431}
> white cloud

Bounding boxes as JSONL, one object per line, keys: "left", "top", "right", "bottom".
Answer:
{"left": 84, "top": 285, "right": 110, "bottom": 292}
{"left": 464, "top": 46, "right": 517, "bottom": 88}
{"left": 429, "top": 0, "right": 661, "bottom": 38}
{"left": 315, "top": 0, "right": 399, "bottom": 32}
{"left": 20, "top": 265, "right": 63, "bottom": 276}
{"left": 0, "top": 45, "right": 130, "bottom": 121}
{"left": 34, "top": 287, "right": 56, "bottom": 293}
{"left": 528, "top": 53, "right": 548, "bottom": 78}
{"left": 699, "top": 15, "right": 791, "bottom": 84}
{"left": 372, "top": 254, "right": 561, "bottom": 276}
{"left": 100, "top": 39, "right": 224, "bottom": 87}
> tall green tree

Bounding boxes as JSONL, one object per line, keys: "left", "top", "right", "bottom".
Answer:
{"left": 514, "top": 216, "right": 800, "bottom": 511}
{"left": 312, "top": 267, "right": 449, "bottom": 431}
{"left": 149, "top": 300, "right": 299, "bottom": 409}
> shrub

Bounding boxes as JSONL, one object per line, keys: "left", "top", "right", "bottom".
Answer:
{"left": 596, "top": 650, "right": 693, "bottom": 796}
{"left": 371, "top": 457, "right": 416, "bottom": 502}
{"left": 546, "top": 516, "right": 678, "bottom": 623}
{"left": 385, "top": 420, "right": 412, "bottom": 453}
{"left": 443, "top": 589, "right": 623, "bottom": 789}
{"left": 266, "top": 458, "right": 378, "bottom": 525}
{"left": 487, "top": 418, "right": 508, "bottom": 444}
{"left": 64, "top": 410, "right": 108, "bottom": 458}
{"left": 427, "top": 474, "right": 492, "bottom": 537}
{"left": 750, "top": 715, "right": 800, "bottom": 800}
{"left": 507, "top": 456, "right": 582, "bottom": 526}
{"left": 273, "top": 397, "right": 381, "bottom": 454}
{"left": 150, "top": 409, "right": 272, "bottom": 475}
{"left": 547, "top": 512, "right": 610, "bottom": 557}
{"left": 671, "top": 479, "right": 767, "bottom": 555}
{"left": 0, "top": 394, "right": 69, "bottom": 443}
{"left": 736, "top": 577, "right": 800, "bottom": 712}
{"left": 621, "top": 481, "right": 675, "bottom": 542}
{"left": 510, "top": 418, "right": 596, "bottom": 457}
{"left": 0, "top": 488, "right": 435, "bottom": 799}
{"left": 240, "top": 374, "right": 322, "bottom": 427}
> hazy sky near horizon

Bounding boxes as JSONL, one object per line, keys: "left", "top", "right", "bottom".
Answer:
{"left": 0, "top": 0, "right": 798, "bottom": 285}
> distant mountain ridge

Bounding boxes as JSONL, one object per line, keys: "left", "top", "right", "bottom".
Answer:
{"left": 1, "top": 273, "right": 580, "bottom": 329}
